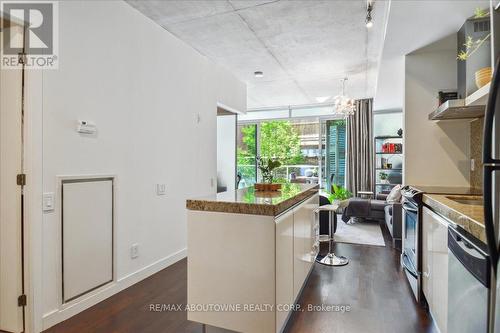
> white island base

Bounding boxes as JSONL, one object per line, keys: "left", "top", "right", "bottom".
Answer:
{"left": 187, "top": 187, "right": 319, "bottom": 333}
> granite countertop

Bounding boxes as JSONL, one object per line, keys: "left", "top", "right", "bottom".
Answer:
{"left": 412, "top": 185, "right": 483, "bottom": 196}
{"left": 186, "top": 183, "right": 319, "bottom": 216}
{"left": 412, "top": 185, "right": 485, "bottom": 242}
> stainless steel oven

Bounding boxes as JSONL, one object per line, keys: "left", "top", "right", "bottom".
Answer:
{"left": 401, "top": 186, "right": 424, "bottom": 303}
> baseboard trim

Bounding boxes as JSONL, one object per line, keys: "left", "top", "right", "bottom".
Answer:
{"left": 42, "top": 248, "right": 187, "bottom": 330}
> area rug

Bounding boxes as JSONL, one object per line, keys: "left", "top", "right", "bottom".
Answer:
{"left": 334, "top": 218, "right": 385, "bottom": 247}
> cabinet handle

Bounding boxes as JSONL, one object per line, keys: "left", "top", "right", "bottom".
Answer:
{"left": 423, "top": 265, "right": 430, "bottom": 278}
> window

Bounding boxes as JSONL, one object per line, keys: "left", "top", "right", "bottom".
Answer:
{"left": 325, "top": 119, "right": 346, "bottom": 190}
{"left": 236, "top": 124, "right": 257, "bottom": 188}
{"left": 236, "top": 106, "right": 345, "bottom": 189}
{"left": 259, "top": 119, "right": 319, "bottom": 183}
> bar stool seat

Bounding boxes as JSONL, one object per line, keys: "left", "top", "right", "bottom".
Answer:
{"left": 318, "top": 194, "right": 337, "bottom": 242}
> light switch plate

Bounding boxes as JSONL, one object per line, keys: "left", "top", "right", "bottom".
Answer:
{"left": 43, "top": 192, "right": 55, "bottom": 212}
{"left": 131, "top": 243, "right": 139, "bottom": 259}
{"left": 471, "top": 158, "right": 475, "bottom": 171}
{"left": 156, "top": 184, "right": 166, "bottom": 196}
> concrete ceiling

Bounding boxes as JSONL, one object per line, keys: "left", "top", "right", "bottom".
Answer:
{"left": 126, "top": 0, "right": 389, "bottom": 110}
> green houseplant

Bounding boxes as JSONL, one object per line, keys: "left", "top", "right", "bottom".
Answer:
{"left": 255, "top": 157, "right": 282, "bottom": 191}
{"left": 457, "top": 8, "right": 492, "bottom": 89}
{"left": 257, "top": 157, "right": 281, "bottom": 183}
{"left": 457, "top": 8, "right": 490, "bottom": 61}
{"left": 328, "top": 184, "right": 352, "bottom": 210}
{"left": 379, "top": 172, "right": 389, "bottom": 184}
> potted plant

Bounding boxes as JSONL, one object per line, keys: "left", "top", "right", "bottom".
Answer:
{"left": 255, "top": 157, "right": 282, "bottom": 191}
{"left": 457, "top": 8, "right": 492, "bottom": 90}
{"left": 328, "top": 184, "right": 352, "bottom": 210}
{"left": 379, "top": 172, "right": 389, "bottom": 184}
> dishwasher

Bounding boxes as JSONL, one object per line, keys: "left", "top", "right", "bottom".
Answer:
{"left": 448, "top": 226, "right": 490, "bottom": 333}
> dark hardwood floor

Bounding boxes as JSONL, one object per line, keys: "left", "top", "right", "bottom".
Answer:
{"left": 44, "top": 221, "right": 435, "bottom": 333}
{"left": 284, "top": 222, "right": 436, "bottom": 333}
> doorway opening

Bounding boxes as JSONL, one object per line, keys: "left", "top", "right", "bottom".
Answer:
{"left": 216, "top": 106, "right": 237, "bottom": 193}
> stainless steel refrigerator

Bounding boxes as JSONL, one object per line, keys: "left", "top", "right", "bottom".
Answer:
{"left": 484, "top": 56, "right": 500, "bottom": 333}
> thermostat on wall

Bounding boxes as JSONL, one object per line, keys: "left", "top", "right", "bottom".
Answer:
{"left": 77, "top": 120, "right": 97, "bottom": 134}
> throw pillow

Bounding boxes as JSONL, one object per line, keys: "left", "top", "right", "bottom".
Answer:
{"left": 386, "top": 184, "right": 402, "bottom": 203}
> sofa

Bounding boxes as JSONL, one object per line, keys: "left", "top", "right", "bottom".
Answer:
{"left": 371, "top": 192, "right": 402, "bottom": 245}
{"left": 341, "top": 191, "right": 402, "bottom": 245}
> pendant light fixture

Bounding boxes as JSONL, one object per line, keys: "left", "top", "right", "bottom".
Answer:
{"left": 333, "top": 78, "right": 356, "bottom": 117}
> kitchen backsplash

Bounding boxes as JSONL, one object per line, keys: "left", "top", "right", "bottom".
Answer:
{"left": 470, "top": 117, "right": 484, "bottom": 190}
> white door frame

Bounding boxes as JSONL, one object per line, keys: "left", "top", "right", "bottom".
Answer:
{"left": 0, "top": 19, "right": 24, "bottom": 333}
{"left": 0, "top": 12, "right": 44, "bottom": 333}
{"left": 24, "top": 65, "right": 44, "bottom": 333}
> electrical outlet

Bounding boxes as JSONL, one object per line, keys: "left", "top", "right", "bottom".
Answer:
{"left": 210, "top": 178, "right": 215, "bottom": 188}
{"left": 131, "top": 243, "right": 139, "bottom": 259}
{"left": 156, "top": 184, "right": 166, "bottom": 196}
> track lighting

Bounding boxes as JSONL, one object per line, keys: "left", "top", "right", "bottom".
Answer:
{"left": 366, "top": 2, "right": 373, "bottom": 28}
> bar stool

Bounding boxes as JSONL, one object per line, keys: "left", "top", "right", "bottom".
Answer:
{"left": 315, "top": 204, "right": 348, "bottom": 266}
{"left": 318, "top": 195, "right": 333, "bottom": 242}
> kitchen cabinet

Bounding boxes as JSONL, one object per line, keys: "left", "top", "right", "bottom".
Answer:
{"left": 422, "top": 207, "right": 433, "bottom": 308}
{"left": 422, "top": 206, "right": 449, "bottom": 333}
{"left": 275, "top": 209, "right": 294, "bottom": 332}
{"left": 292, "top": 194, "right": 318, "bottom": 299}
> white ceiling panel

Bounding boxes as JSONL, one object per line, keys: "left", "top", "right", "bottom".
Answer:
{"left": 127, "top": 0, "right": 233, "bottom": 25}
{"left": 248, "top": 78, "right": 311, "bottom": 108}
{"left": 126, "top": 0, "right": 389, "bottom": 109}
{"left": 228, "top": 0, "right": 278, "bottom": 10}
{"left": 164, "top": 11, "right": 291, "bottom": 83}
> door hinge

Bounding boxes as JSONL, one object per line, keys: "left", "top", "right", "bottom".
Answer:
{"left": 18, "top": 53, "right": 27, "bottom": 65}
{"left": 17, "top": 174, "right": 26, "bottom": 186}
{"left": 18, "top": 294, "right": 27, "bottom": 307}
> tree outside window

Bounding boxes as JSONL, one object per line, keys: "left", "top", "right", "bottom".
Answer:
{"left": 237, "top": 121, "right": 306, "bottom": 186}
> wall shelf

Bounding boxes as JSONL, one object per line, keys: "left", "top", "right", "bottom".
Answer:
{"left": 374, "top": 135, "right": 403, "bottom": 139}
{"left": 428, "top": 82, "right": 490, "bottom": 121}
{"left": 428, "top": 99, "right": 485, "bottom": 120}
{"left": 374, "top": 136, "right": 403, "bottom": 194}
{"left": 465, "top": 82, "right": 490, "bottom": 106}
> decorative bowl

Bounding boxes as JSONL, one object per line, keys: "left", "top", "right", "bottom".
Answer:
{"left": 475, "top": 67, "right": 492, "bottom": 89}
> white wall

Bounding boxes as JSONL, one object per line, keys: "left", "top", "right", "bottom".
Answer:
{"left": 373, "top": 111, "right": 403, "bottom": 137}
{"left": 217, "top": 115, "right": 236, "bottom": 191}
{"left": 40, "top": 1, "right": 245, "bottom": 329}
{"left": 404, "top": 35, "right": 470, "bottom": 187}
{"left": 373, "top": 56, "right": 405, "bottom": 111}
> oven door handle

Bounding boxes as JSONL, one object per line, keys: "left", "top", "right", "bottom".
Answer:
{"left": 401, "top": 253, "right": 418, "bottom": 278}
{"left": 402, "top": 203, "right": 418, "bottom": 213}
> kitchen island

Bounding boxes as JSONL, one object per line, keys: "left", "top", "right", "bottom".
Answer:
{"left": 186, "top": 183, "right": 319, "bottom": 333}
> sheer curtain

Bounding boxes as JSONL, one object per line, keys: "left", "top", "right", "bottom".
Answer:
{"left": 345, "top": 99, "right": 374, "bottom": 196}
